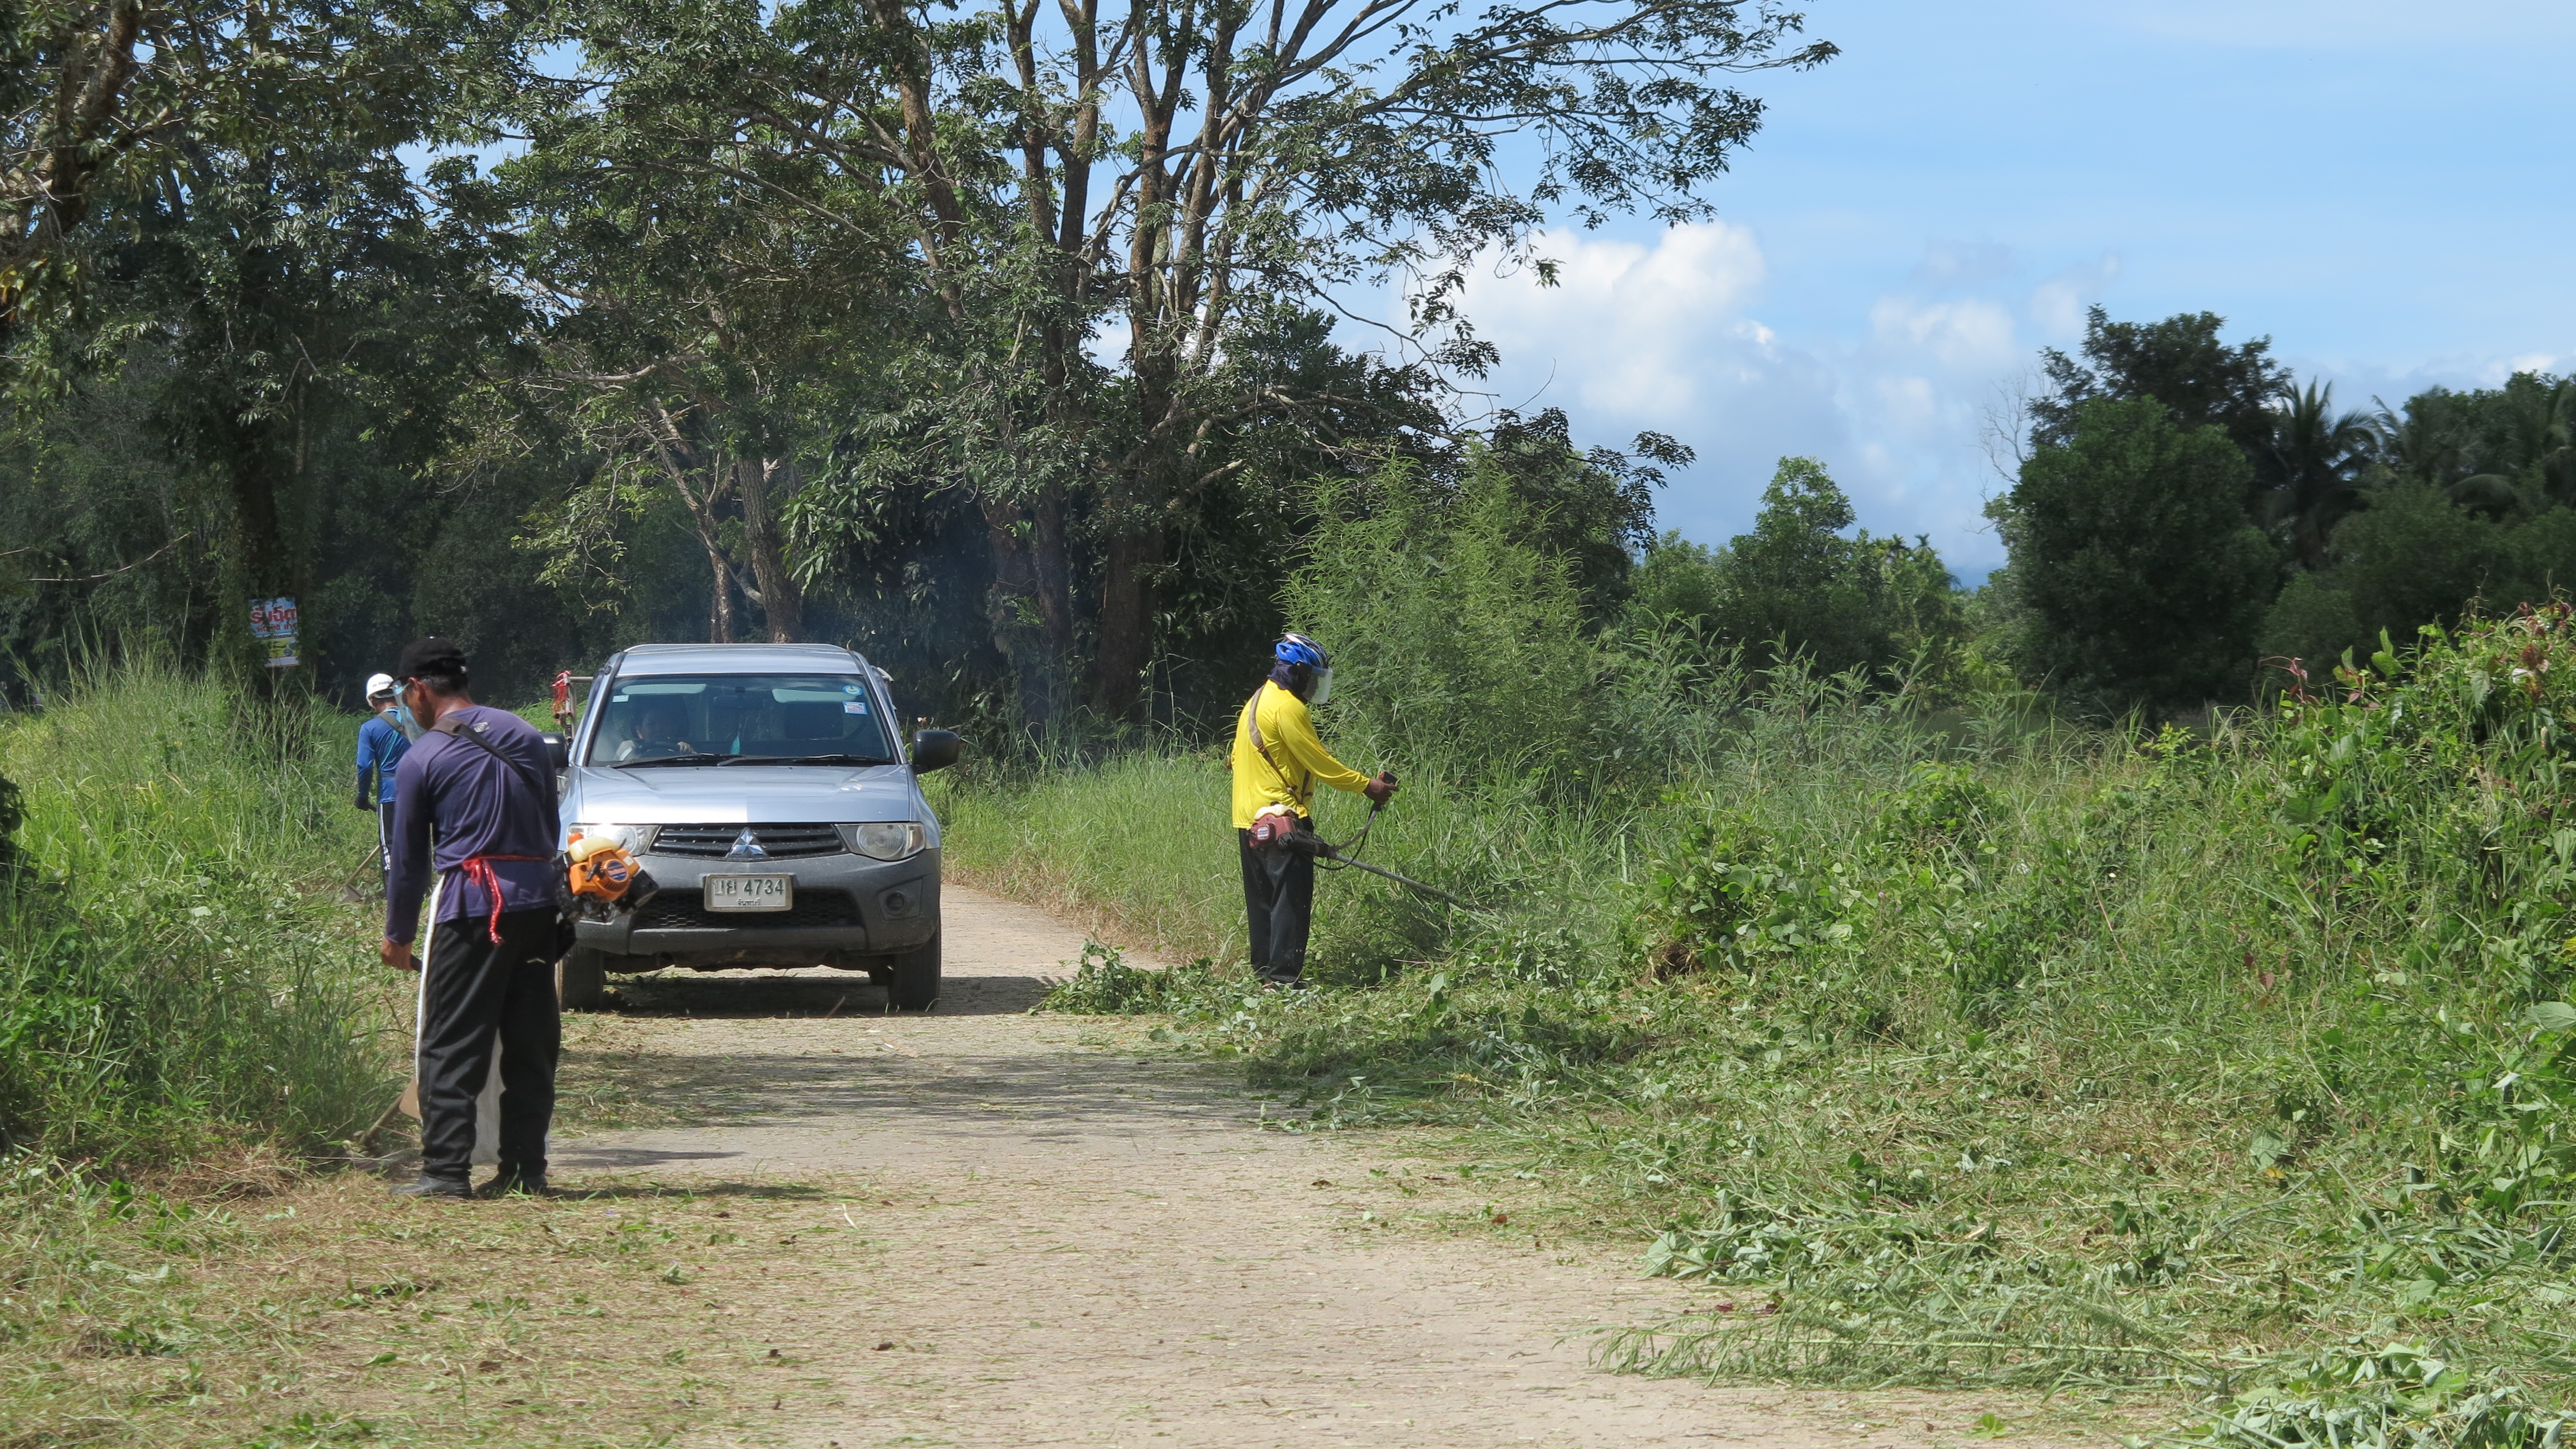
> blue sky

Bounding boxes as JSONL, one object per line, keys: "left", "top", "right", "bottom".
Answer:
{"left": 1437, "top": 0, "right": 2576, "bottom": 577}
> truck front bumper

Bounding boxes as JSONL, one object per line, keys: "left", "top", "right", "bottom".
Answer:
{"left": 575, "top": 848, "right": 939, "bottom": 968}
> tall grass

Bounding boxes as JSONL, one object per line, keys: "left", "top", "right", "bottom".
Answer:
{"left": 0, "top": 659, "right": 399, "bottom": 1164}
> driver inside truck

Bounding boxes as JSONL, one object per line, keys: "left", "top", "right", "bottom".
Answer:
{"left": 614, "top": 700, "right": 694, "bottom": 761}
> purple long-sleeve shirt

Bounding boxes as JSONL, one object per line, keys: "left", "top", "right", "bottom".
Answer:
{"left": 384, "top": 704, "right": 560, "bottom": 945}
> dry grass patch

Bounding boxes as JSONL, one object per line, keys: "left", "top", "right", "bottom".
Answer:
{"left": 0, "top": 1167, "right": 917, "bottom": 1447}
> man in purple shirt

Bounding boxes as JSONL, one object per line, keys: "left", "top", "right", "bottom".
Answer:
{"left": 381, "top": 637, "right": 562, "bottom": 1199}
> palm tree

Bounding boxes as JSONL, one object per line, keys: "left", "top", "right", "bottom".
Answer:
{"left": 2265, "top": 380, "right": 2378, "bottom": 570}
{"left": 2503, "top": 375, "right": 2576, "bottom": 506}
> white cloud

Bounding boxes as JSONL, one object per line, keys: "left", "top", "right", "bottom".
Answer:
{"left": 1451, "top": 222, "right": 2110, "bottom": 575}
{"left": 1432, "top": 220, "right": 2565, "bottom": 581}
{"left": 1462, "top": 222, "right": 1767, "bottom": 418}
{"left": 1868, "top": 297, "right": 2018, "bottom": 372}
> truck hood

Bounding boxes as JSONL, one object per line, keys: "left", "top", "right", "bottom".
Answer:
{"left": 564, "top": 763, "right": 920, "bottom": 825}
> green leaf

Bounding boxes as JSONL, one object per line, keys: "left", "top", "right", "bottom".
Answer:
{"left": 2520, "top": 1001, "right": 2576, "bottom": 1033}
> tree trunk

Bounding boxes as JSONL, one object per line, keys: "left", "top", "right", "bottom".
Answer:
{"left": 980, "top": 496, "right": 1077, "bottom": 724}
{"left": 703, "top": 534, "right": 738, "bottom": 643}
{"left": 1091, "top": 343, "right": 1181, "bottom": 720}
{"left": 1031, "top": 489, "right": 1074, "bottom": 661}
{"left": 1089, "top": 523, "right": 1161, "bottom": 719}
{"left": 736, "top": 456, "right": 806, "bottom": 642}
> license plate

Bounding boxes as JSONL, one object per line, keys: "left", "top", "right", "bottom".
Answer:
{"left": 704, "top": 874, "right": 793, "bottom": 912}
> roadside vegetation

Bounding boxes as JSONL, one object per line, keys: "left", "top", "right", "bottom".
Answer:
{"left": 978, "top": 453, "right": 2576, "bottom": 1448}
{"left": 0, "top": 660, "right": 396, "bottom": 1165}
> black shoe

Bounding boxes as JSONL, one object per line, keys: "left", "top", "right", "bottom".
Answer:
{"left": 392, "top": 1174, "right": 473, "bottom": 1200}
{"left": 1260, "top": 975, "right": 1309, "bottom": 992}
{"left": 481, "top": 1167, "right": 550, "bottom": 1198}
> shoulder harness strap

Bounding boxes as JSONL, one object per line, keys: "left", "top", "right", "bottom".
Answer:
{"left": 1244, "top": 687, "right": 1304, "bottom": 800}
{"left": 431, "top": 713, "right": 549, "bottom": 800}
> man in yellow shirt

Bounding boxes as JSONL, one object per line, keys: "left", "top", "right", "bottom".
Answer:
{"left": 1232, "top": 633, "right": 1398, "bottom": 988}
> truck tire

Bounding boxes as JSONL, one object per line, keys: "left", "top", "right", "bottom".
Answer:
{"left": 557, "top": 949, "right": 609, "bottom": 1012}
{"left": 887, "top": 935, "right": 940, "bottom": 1012}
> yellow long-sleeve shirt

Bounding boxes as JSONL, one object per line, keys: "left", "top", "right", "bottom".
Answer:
{"left": 1230, "top": 681, "right": 1369, "bottom": 828}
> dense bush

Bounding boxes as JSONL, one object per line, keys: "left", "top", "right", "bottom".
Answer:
{"left": 1286, "top": 452, "right": 1608, "bottom": 784}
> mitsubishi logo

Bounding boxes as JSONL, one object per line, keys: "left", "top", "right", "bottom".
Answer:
{"left": 725, "top": 827, "right": 769, "bottom": 860}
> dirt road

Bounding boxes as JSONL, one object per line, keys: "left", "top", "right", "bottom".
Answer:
{"left": 553, "top": 886, "right": 2089, "bottom": 1449}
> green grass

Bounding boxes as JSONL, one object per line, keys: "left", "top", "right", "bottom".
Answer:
{"left": 0, "top": 659, "right": 402, "bottom": 1164}
{"left": 977, "top": 617, "right": 2576, "bottom": 1447}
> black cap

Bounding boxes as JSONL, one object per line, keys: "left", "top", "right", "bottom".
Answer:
{"left": 395, "top": 636, "right": 468, "bottom": 680}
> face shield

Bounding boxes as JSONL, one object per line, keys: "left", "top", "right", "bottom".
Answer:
{"left": 1308, "top": 667, "right": 1332, "bottom": 706}
{"left": 391, "top": 681, "right": 426, "bottom": 740}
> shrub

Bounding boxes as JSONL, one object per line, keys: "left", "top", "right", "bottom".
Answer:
{"left": 1286, "top": 451, "right": 1603, "bottom": 787}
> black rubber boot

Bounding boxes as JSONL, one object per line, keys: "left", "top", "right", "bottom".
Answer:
{"left": 479, "top": 1165, "right": 550, "bottom": 1198}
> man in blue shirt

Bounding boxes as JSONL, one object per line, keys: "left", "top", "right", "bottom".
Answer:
{"left": 381, "top": 637, "right": 562, "bottom": 1200}
{"left": 355, "top": 672, "right": 410, "bottom": 896}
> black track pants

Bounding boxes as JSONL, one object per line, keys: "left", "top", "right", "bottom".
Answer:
{"left": 1239, "top": 826, "right": 1315, "bottom": 985}
{"left": 418, "top": 907, "right": 561, "bottom": 1180}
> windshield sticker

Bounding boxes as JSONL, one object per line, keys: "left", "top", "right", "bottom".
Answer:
{"left": 844, "top": 701, "right": 870, "bottom": 714}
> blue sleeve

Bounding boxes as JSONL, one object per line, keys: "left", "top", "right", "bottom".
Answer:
{"left": 356, "top": 721, "right": 379, "bottom": 796}
{"left": 383, "top": 743, "right": 435, "bottom": 945}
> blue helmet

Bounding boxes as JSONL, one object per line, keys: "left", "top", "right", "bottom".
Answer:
{"left": 1274, "top": 633, "right": 1329, "bottom": 670}
{"left": 1273, "top": 633, "right": 1334, "bottom": 704}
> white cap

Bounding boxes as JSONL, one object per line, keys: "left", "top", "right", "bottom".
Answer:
{"left": 365, "top": 672, "right": 397, "bottom": 700}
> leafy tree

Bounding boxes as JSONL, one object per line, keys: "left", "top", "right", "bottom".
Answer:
{"left": 4, "top": 0, "right": 526, "bottom": 371}
{"left": 2387, "top": 374, "right": 2576, "bottom": 518}
{"left": 532, "top": 0, "right": 1833, "bottom": 717}
{"left": 1715, "top": 457, "right": 1878, "bottom": 673}
{"left": 1997, "top": 398, "right": 2279, "bottom": 710}
{"left": 2259, "top": 484, "right": 2576, "bottom": 674}
{"left": 2030, "top": 307, "right": 2286, "bottom": 471}
{"left": 1629, "top": 533, "right": 1728, "bottom": 630}
{"left": 1712, "top": 458, "right": 1963, "bottom": 682}
{"left": 487, "top": 49, "right": 920, "bottom": 648}
{"left": 1629, "top": 458, "right": 1964, "bottom": 687}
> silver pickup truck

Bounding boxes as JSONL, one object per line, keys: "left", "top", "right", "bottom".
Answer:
{"left": 550, "top": 642, "right": 962, "bottom": 1011}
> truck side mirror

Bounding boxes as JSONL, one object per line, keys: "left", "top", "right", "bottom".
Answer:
{"left": 540, "top": 732, "right": 569, "bottom": 771}
{"left": 911, "top": 729, "right": 963, "bottom": 774}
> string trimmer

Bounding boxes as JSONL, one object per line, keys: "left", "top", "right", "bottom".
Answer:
{"left": 1285, "top": 773, "right": 1488, "bottom": 913}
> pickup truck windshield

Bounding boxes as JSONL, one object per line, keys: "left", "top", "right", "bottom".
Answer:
{"left": 585, "top": 674, "right": 897, "bottom": 767}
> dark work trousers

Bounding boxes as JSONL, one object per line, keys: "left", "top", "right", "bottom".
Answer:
{"left": 418, "top": 907, "right": 562, "bottom": 1181}
{"left": 1238, "top": 825, "right": 1316, "bottom": 985}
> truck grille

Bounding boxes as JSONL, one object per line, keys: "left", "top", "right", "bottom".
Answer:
{"left": 649, "top": 823, "right": 846, "bottom": 859}
{"left": 634, "top": 888, "right": 861, "bottom": 930}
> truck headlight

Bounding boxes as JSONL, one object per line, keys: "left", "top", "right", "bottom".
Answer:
{"left": 568, "top": 823, "right": 656, "bottom": 855}
{"left": 842, "top": 822, "right": 926, "bottom": 861}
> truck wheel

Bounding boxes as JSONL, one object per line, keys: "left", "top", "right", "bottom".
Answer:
{"left": 557, "top": 949, "right": 609, "bottom": 1012}
{"left": 887, "top": 935, "right": 940, "bottom": 1012}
